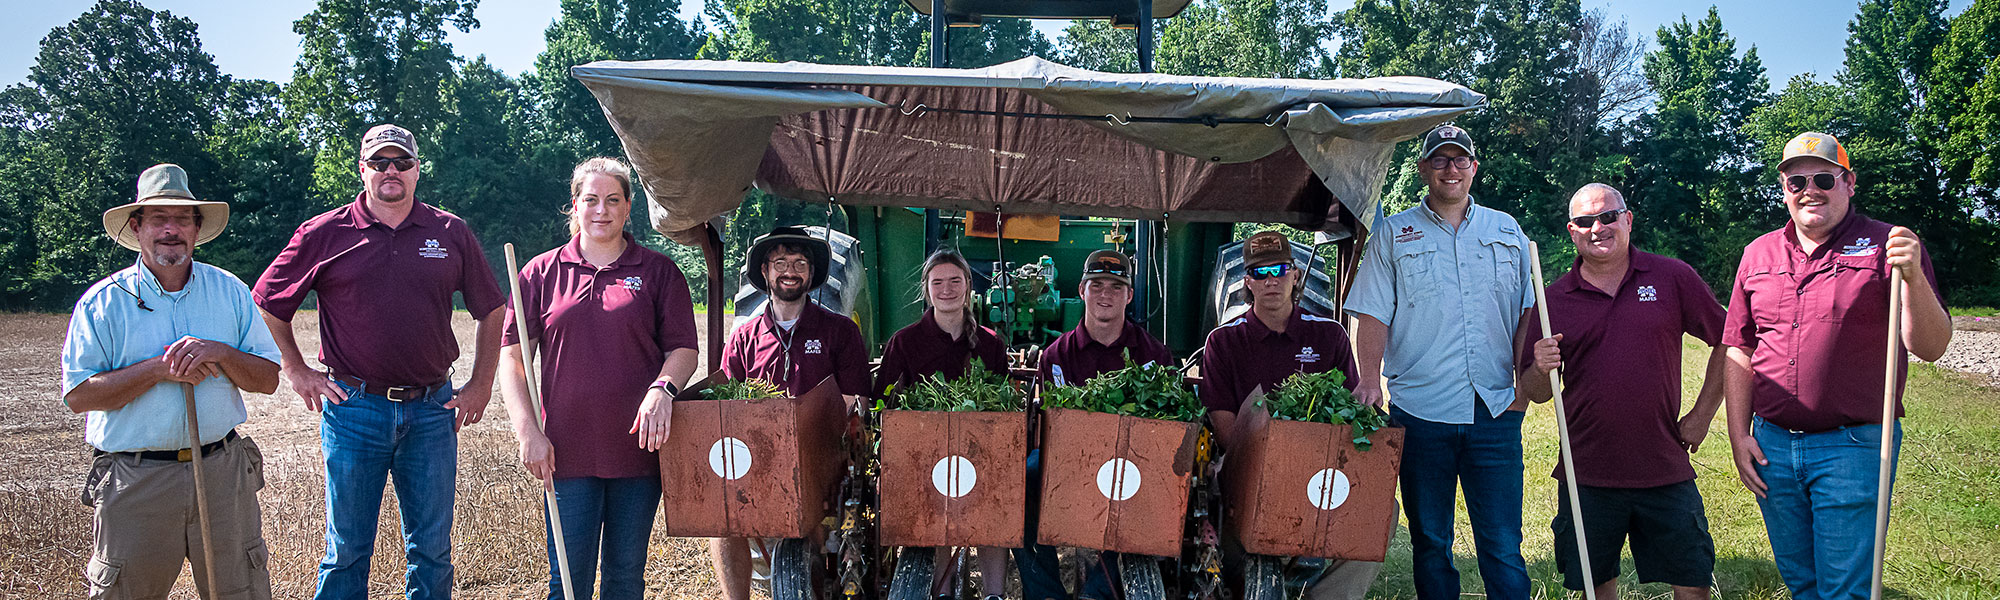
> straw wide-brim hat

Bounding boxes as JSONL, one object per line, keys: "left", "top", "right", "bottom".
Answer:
{"left": 102, "top": 163, "right": 229, "bottom": 252}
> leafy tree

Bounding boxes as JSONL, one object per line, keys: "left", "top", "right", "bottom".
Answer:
{"left": 525, "top": 0, "right": 704, "bottom": 162}
{"left": 699, "top": 0, "right": 923, "bottom": 65}
{"left": 1624, "top": 7, "right": 1770, "bottom": 291}
{"left": 285, "top": 0, "right": 480, "bottom": 208}
{"left": 9, "top": 0, "right": 228, "bottom": 308}
{"left": 197, "top": 79, "right": 317, "bottom": 284}
{"left": 1921, "top": 0, "right": 2000, "bottom": 212}
{"left": 426, "top": 57, "right": 569, "bottom": 284}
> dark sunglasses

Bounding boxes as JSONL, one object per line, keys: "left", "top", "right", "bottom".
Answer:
{"left": 1248, "top": 263, "right": 1293, "bottom": 280}
{"left": 1784, "top": 172, "right": 1841, "bottom": 193}
{"left": 1568, "top": 208, "right": 1628, "bottom": 229}
{"left": 364, "top": 157, "right": 418, "bottom": 173}
{"left": 1423, "top": 155, "right": 1475, "bottom": 171}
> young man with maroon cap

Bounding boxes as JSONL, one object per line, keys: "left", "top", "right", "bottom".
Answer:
{"left": 254, "top": 124, "right": 506, "bottom": 600}
{"left": 1722, "top": 132, "right": 1950, "bottom": 600}
{"left": 713, "top": 226, "right": 870, "bottom": 600}
{"left": 1036, "top": 249, "right": 1174, "bottom": 600}
{"left": 1201, "top": 230, "right": 1380, "bottom": 600}
{"left": 1343, "top": 124, "right": 1535, "bottom": 600}
{"left": 1518, "top": 183, "right": 1728, "bottom": 600}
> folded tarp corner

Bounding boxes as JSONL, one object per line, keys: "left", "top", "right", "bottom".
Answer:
{"left": 573, "top": 56, "right": 1484, "bottom": 244}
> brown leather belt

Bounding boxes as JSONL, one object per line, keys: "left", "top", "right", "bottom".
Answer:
{"left": 332, "top": 373, "right": 450, "bottom": 402}
{"left": 95, "top": 430, "right": 239, "bottom": 462}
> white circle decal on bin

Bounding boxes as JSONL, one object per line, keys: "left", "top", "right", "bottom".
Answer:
{"left": 708, "top": 437, "right": 753, "bottom": 480}
{"left": 1095, "top": 458, "right": 1142, "bottom": 501}
{"left": 931, "top": 455, "right": 977, "bottom": 498}
{"left": 1307, "top": 469, "right": 1351, "bottom": 510}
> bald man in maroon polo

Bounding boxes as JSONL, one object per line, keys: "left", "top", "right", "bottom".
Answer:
{"left": 1519, "top": 184, "right": 1727, "bottom": 599}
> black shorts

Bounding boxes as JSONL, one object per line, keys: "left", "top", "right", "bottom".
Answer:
{"left": 1551, "top": 480, "right": 1715, "bottom": 590}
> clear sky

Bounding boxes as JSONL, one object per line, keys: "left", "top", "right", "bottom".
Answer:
{"left": 1, "top": 1, "right": 1973, "bottom": 91}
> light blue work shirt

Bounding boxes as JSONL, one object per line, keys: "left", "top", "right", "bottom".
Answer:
{"left": 61, "top": 259, "right": 282, "bottom": 453}
{"left": 1343, "top": 197, "right": 1536, "bottom": 424}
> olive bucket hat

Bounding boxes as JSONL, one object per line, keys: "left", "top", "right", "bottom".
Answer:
{"left": 101, "top": 163, "right": 229, "bottom": 252}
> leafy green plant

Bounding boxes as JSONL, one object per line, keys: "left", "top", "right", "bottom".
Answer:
{"left": 1039, "top": 354, "right": 1202, "bottom": 423}
{"left": 893, "top": 359, "right": 1023, "bottom": 412}
{"left": 701, "top": 378, "right": 785, "bottom": 400}
{"left": 1259, "top": 370, "right": 1388, "bottom": 450}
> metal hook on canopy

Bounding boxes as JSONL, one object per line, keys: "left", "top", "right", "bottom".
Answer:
{"left": 1263, "top": 112, "right": 1286, "bottom": 127}
{"left": 898, "top": 102, "right": 931, "bottom": 117}
{"left": 1105, "top": 113, "right": 1132, "bottom": 126}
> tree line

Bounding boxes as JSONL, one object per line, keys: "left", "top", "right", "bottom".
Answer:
{"left": 4, "top": 0, "right": 1998, "bottom": 311}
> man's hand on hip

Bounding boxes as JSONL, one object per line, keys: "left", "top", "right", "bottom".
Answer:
{"left": 284, "top": 365, "right": 346, "bottom": 412}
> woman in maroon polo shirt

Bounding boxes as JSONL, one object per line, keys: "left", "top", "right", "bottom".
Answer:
{"left": 499, "top": 157, "right": 698, "bottom": 600}
{"left": 874, "top": 250, "right": 1012, "bottom": 599}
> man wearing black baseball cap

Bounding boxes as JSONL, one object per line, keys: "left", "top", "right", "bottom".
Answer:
{"left": 1344, "top": 124, "right": 1538, "bottom": 599}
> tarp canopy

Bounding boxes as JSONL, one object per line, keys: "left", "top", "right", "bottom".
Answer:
{"left": 573, "top": 57, "right": 1484, "bottom": 243}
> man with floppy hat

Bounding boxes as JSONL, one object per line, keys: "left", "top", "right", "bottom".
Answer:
{"left": 1201, "top": 230, "right": 1380, "bottom": 599}
{"left": 254, "top": 124, "right": 505, "bottom": 599}
{"left": 62, "top": 163, "right": 283, "bottom": 598}
{"left": 1036, "top": 249, "right": 1174, "bottom": 600}
{"left": 1344, "top": 124, "right": 1536, "bottom": 599}
{"left": 712, "top": 225, "right": 870, "bottom": 600}
{"left": 1722, "top": 132, "right": 1949, "bottom": 600}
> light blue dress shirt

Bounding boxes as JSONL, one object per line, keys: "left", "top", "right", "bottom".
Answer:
{"left": 61, "top": 260, "right": 282, "bottom": 453}
{"left": 1343, "top": 197, "right": 1536, "bottom": 424}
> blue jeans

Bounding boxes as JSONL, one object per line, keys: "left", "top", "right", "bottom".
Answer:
{"left": 545, "top": 476, "right": 661, "bottom": 600}
{"left": 1393, "top": 404, "right": 1529, "bottom": 600}
{"left": 315, "top": 383, "right": 459, "bottom": 600}
{"left": 1752, "top": 416, "right": 1902, "bottom": 600}
{"left": 1011, "top": 449, "right": 1068, "bottom": 600}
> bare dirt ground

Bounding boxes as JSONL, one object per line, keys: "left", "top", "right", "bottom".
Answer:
{"left": 0, "top": 310, "right": 731, "bottom": 599}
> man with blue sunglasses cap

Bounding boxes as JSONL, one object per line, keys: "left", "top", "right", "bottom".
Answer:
{"left": 1344, "top": 124, "right": 1537, "bottom": 600}
{"left": 1201, "top": 230, "right": 1380, "bottom": 599}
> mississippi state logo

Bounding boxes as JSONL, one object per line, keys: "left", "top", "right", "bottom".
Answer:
{"left": 1841, "top": 237, "right": 1879, "bottom": 257}
{"left": 619, "top": 276, "right": 643, "bottom": 291}
{"left": 804, "top": 339, "right": 823, "bottom": 354}
{"left": 417, "top": 239, "right": 449, "bottom": 259}
{"left": 1395, "top": 225, "right": 1424, "bottom": 243}
{"left": 1637, "top": 285, "right": 1658, "bottom": 302}
{"left": 1296, "top": 346, "right": 1321, "bottom": 363}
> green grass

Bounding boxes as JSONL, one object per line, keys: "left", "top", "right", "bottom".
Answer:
{"left": 1949, "top": 306, "right": 1999, "bottom": 317}
{"left": 1365, "top": 336, "right": 2000, "bottom": 599}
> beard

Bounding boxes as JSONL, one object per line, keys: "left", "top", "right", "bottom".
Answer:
{"left": 771, "top": 277, "right": 808, "bottom": 302}
{"left": 148, "top": 239, "right": 191, "bottom": 267}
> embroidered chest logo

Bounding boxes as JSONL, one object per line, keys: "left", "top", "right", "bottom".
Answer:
{"left": 1394, "top": 225, "right": 1425, "bottom": 243}
{"left": 804, "top": 339, "right": 824, "bottom": 354}
{"left": 619, "top": 276, "right": 644, "bottom": 291}
{"left": 1296, "top": 346, "right": 1321, "bottom": 364}
{"left": 1637, "top": 285, "right": 1658, "bottom": 302}
{"left": 417, "top": 239, "right": 449, "bottom": 259}
{"left": 1840, "top": 237, "right": 1879, "bottom": 257}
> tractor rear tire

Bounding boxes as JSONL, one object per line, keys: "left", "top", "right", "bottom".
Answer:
{"left": 1120, "top": 555, "right": 1166, "bottom": 600}
{"left": 1242, "top": 554, "right": 1286, "bottom": 600}
{"left": 887, "top": 547, "right": 936, "bottom": 600}
{"left": 772, "top": 538, "right": 817, "bottom": 600}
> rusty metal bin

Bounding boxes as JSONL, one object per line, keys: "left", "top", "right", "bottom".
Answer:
{"left": 878, "top": 410, "right": 1028, "bottom": 548}
{"left": 1222, "top": 398, "right": 1404, "bottom": 561}
{"left": 658, "top": 375, "right": 847, "bottom": 539}
{"left": 1035, "top": 407, "right": 1202, "bottom": 557}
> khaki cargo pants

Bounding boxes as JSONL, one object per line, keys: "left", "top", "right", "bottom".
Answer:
{"left": 82, "top": 435, "right": 271, "bottom": 600}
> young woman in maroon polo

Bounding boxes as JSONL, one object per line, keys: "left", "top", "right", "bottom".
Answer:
{"left": 871, "top": 250, "right": 1012, "bottom": 600}
{"left": 873, "top": 251, "right": 1008, "bottom": 403}
{"left": 499, "top": 158, "right": 698, "bottom": 600}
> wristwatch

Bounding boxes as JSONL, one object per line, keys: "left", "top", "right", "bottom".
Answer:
{"left": 650, "top": 379, "right": 681, "bottom": 398}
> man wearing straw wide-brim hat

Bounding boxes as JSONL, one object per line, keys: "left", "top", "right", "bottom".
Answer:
{"left": 61, "top": 163, "right": 283, "bottom": 599}
{"left": 1720, "top": 132, "right": 1951, "bottom": 600}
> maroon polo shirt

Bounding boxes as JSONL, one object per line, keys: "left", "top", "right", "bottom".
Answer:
{"left": 1513, "top": 251, "right": 1724, "bottom": 488}
{"left": 874, "top": 309, "right": 1008, "bottom": 405}
{"left": 254, "top": 195, "right": 505, "bottom": 386}
{"left": 1722, "top": 210, "right": 1943, "bottom": 432}
{"left": 1038, "top": 320, "right": 1174, "bottom": 387}
{"left": 720, "top": 301, "right": 871, "bottom": 397}
{"left": 501, "top": 235, "right": 697, "bottom": 479}
{"left": 1199, "top": 308, "right": 1358, "bottom": 413}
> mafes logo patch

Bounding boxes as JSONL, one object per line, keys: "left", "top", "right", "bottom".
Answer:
{"left": 804, "top": 339, "right": 823, "bottom": 354}
{"left": 1637, "top": 285, "right": 1658, "bottom": 302}
{"left": 1840, "top": 237, "right": 1879, "bottom": 257}
{"left": 620, "top": 276, "right": 644, "bottom": 291}
{"left": 418, "top": 239, "right": 449, "bottom": 259}
{"left": 1296, "top": 346, "right": 1320, "bottom": 363}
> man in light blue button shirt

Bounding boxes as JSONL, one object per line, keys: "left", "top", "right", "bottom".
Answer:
{"left": 61, "top": 164, "right": 282, "bottom": 599}
{"left": 1344, "top": 125, "right": 1536, "bottom": 600}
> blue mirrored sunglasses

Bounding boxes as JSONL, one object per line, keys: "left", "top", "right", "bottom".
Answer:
{"left": 1248, "top": 263, "right": 1292, "bottom": 280}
